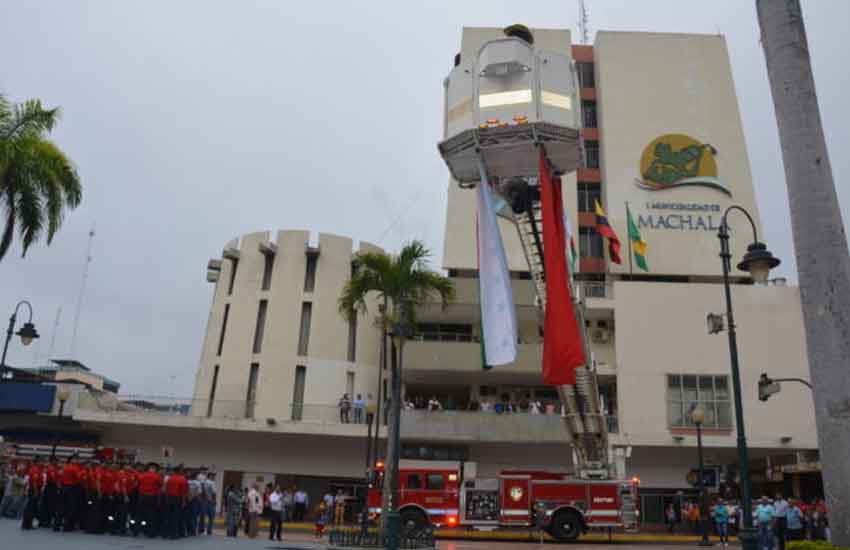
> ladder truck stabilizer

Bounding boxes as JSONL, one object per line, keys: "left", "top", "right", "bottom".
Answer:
{"left": 439, "top": 27, "right": 612, "bottom": 480}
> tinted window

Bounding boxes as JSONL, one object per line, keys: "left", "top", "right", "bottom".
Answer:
{"left": 426, "top": 474, "right": 444, "bottom": 491}
{"left": 407, "top": 474, "right": 422, "bottom": 490}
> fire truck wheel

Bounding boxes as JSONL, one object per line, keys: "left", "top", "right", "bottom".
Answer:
{"left": 399, "top": 508, "right": 428, "bottom": 535}
{"left": 549, "top": 509, "right": 582, "bottom": 542}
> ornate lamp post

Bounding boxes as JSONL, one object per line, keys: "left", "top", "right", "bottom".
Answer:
{"left": 716, "top": 205, "right": 781, "bottom": 550}
{"left": 691, "top": 405, "right": 713, "bottom": 547}
{"left": 50, "top": 389, "right": 71, "bottom": 460}
{"left": 1, "top": 300, "right": 39, "bottom": 381}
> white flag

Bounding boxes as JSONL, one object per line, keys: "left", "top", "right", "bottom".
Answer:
{"left": 476, "top": 180, "right": 518, "bottom": 366}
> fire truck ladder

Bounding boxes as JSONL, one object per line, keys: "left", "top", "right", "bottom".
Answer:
{"left": 495, "top": 169, "right": 610, "bottom": 480}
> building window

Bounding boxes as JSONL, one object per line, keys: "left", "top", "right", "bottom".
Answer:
{"left": 415, "top": 323, "right": 474, "bottom": 342}
{"left": 579, "top": 228, "right": 604, "bottom": 258}
{"left": 426, "top": 474, "right": 445, "bottom": 491}
{"left": 261, "top": 254, "right": 274, "bottom": 291}
{"left": 304, "top": 253, "right": 318, "bottom": 292}
{"left": 578, "top": 182, "right": 601, "bottom": 213}
{"left": 576, "top": 62, "right": 595, "bottom": 88}
{"left": 667, "top": 374, "right": 732, "bottom": 429}
{"left": 245, "top": 363, "right": 259, "bottom": 419}
{"left": 227, "top": 259, "right": 239, "bottom": 295}
{"left": 297, "top": 302, "right": 313, "bottom": 356}
{"left": 582, "top": 101, "right": 597, "bottom": 128}
{"left": 584, "top": 140, "right": 600, "bottom": 169}
{"left": 291, "top": 365, "right": 306, "bottom": 420}
{"left": 252, "top": 300, "right": 268, "bottom": 354}
{"left": 347, "top": 314, "right": 357, "bottom": 362}
{"left": 217, "top": 304, "right": 230, "bottom": 356}
{"left": 206, "top": 365, "right": 219, "bottom": 418}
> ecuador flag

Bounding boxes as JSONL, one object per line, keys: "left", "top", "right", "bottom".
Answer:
{"left": 594, "top": 200, "right": 622, "bottom": 264}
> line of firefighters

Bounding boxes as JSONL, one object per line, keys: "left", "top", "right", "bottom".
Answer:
{"left": 14, "top": 454, "right": 217, "bottom": 539}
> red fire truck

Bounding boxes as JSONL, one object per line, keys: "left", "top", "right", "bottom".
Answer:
{"left": 368, "top": 460, "right": 639, "bottom": 542}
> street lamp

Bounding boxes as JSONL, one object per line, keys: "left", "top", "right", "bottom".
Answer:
{"left": 1, "top": 300, "right": 39, "bottom": 381}
{"left": 716, "top": 205, "right": 781, "bottom": 550}
{"left": 50, "top": 389, "right": 71, "bottom": 460}
{"left": 691, "top": 405, "right": 712, "bottom": 547}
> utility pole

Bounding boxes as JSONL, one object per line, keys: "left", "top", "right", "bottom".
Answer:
{"left": 757, "top": 1, "right": 850, "bottom": 545}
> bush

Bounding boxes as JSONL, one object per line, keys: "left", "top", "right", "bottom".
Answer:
{"left": 787, "top": 542, "right": 849, "bottom": 550}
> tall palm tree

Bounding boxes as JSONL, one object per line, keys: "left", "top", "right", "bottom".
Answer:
{"left": 339, "top": 240, "right": 454, "bottom": 539}
{"left": 0, "top": 95, "right": 82, "bottom": 261}
{"left": 757, "top": 1, "right": 850, "bottom": 545}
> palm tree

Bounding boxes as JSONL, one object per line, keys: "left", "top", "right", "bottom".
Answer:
{"left": 339, "top": 240, "right": 454, "bottom": 540}
{"left": 757, "top": 1, "right": 850, "bottom": 545}
{"left": 0, "top": 94, "right": 82, "bottom": 261}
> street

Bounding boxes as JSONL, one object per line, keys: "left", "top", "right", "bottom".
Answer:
{"left": 0, "top": 518, "right": 722, "bottom": 550}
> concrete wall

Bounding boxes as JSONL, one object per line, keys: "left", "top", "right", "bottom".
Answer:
{"left": 595, "top": 31, "right": 761, "bottom": 277}
{"left": 193, "top": 231, "right": 383, "bottom": 421}
{"left": 613, "top": 281, "right": 817, "bottom": 450}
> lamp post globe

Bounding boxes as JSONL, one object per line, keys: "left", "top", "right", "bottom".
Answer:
{"left": 17, "top": 322, "right": 39, "bottom": 346}
{"left": 737, "top": 242, "right": 781, "bottom": 284}
{"left": 691, "top": 405, "right": 706, "bottom": 426}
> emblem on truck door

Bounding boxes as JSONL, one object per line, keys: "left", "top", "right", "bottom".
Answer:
{"left": 510, "top": 486, "right": 524, "bottom": 502}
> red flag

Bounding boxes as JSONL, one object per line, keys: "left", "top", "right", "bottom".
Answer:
{"left": 539, "top": 150, "right": 586, "bottom": 385}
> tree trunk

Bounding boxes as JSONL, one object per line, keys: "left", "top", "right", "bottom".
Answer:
{"left": 379, "top": 337, "right": 401, "bottom": 536}
{"left": 757, "top": 1, "right": 850, "bottom": 545}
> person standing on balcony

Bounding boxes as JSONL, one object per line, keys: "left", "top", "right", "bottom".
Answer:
{"left": 338, "top": 394, "right": 351, "bottom": 423}
{"left": 353, "top": 394, "right": 365, "bottom": 423}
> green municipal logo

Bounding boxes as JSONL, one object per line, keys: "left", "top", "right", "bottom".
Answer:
{"left": 636, "top": 134, "right": 731, "bottom": 196}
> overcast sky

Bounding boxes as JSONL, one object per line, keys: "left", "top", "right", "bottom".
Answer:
{"left": 1, "top": 1, "right": 847, "bottom": 396}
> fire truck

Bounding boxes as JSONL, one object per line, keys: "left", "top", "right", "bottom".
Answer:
{"left": 367, "top": 24, "right": 641, "bottom": 542}
{"left": 368, "top": 461, "right": 639, "bottom": 542}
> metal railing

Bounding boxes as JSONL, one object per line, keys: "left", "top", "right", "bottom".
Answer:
{"left": 328, "top": 527, "right": 435, "bottom": 549}
{"left": 75, "top": 393, "right": 619, "bottom": 434}
{"left": 578, "top": 281, "right": 614, "bottom": 299}
{"left": 75, "top": 392, "right": 249, "bottom": 420}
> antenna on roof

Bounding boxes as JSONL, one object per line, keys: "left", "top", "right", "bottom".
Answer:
{"left": 70, "top": 224, "right": 95, "bottom": 359}
{"left": 578, "top": 0, "right": 590, "bottom": 45}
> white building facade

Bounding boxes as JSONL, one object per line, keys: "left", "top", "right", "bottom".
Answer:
{"left": 71, "top": 27, "right": 820, "bottom": 524}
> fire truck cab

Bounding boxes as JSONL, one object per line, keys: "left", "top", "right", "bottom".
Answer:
{"left": 368, "top": 460, "right": 639, "bottom": 542}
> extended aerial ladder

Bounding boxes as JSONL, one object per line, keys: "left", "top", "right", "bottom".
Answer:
{"left": 438, "top": 25, "right": 611, "bottom": 479}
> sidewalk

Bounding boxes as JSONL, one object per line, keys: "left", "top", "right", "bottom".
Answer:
{"left": 214, "top": 519, "right": 736, "bottom": 545}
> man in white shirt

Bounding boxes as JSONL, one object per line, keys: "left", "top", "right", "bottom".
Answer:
{"left": 246, "top": 484, "right": 262, "bottom": 539}
{"left": 268, "top": 486, "right": 284, "bottom": 541}
{"left": 293, "top": 488, "right": 309, "bottom": 522}
{"left": 773, "top": 493, "right": 789, "bottom": 550}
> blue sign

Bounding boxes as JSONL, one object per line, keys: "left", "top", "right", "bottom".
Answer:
{"left": 0, "top": 382, "right": 57, "bottom": 413}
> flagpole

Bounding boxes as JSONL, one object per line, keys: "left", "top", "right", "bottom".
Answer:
{"left": 626, "top": 201, "right": 634, "bottom": 277}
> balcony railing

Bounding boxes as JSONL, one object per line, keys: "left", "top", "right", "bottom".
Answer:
{"left": 75, "top": 392, "right": 249, "bottom": 420}
{"left": 75, "top": 393, "right": 619, "bottom": 438}
{"left": 577, "top": 281, "right": 613, "bottom": 299}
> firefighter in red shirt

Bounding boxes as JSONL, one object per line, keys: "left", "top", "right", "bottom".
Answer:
{"left": 112, "top": 462, "right": 130, "bottom": 535}
{"left": 125, "top": 463, "right": 142, "bottom": 535}
{"left": 59, "top": 455, "right": 83, "bottom": 532}
{"left": 41, "top": 457, "right": 59, "bottom": 529}
{"left": 84, "top": 460, "right": 103, "bottom": 533}
{"left": 22, "top": 457, "right": 44, "bottom": 529}
{"left": 165, "top": 465, "right": 189, "bottom": 539}
{"left": 137, "top": 463, "right": 163, "bottom": 538}
{"left": 100, "top": 462, "right": 117, "bottom": 533}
